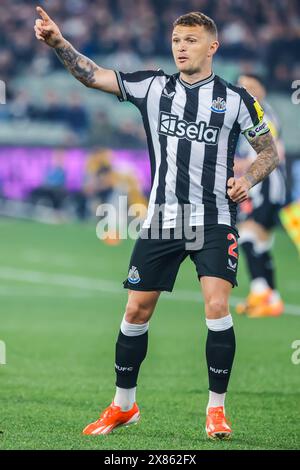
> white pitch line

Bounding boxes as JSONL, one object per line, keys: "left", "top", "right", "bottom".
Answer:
{"left": 0, "top": 285, "right": 90, "bottom": 298}
{"left": 0, "top": 267, "right": 299, "bottom": 316}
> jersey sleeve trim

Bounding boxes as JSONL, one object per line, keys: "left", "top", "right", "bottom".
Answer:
{"left": 114, "top": 70, "right": 128, "bottom": 102}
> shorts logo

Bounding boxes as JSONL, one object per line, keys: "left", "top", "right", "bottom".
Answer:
{"left": 211, "top": 97, "right": 226, "bottom": 113}
{"left": 227, "top": 258, "right": 237, "bottom": 271}
{"left": 158, "top": 112, "right": 220, "bottom": 144}
{"left": 128, "top": 266, "right": 141, "bottom": 284}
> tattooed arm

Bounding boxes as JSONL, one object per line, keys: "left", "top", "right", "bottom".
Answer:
{"left": 34, "top": 6, "right": 120, "bottom": 95}
{"left": 54, "top": 40, "right": 119, "bottom": 93}
{"left": 244, "top": 131, "right": 279, "bottom": 188}
{"left": 228, "top": 131, "right": 279, "bottom": 203}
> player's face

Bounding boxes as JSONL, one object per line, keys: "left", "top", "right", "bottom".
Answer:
{"left": 238, "top": 76, "right": 266, "bottom": 102}
{"left": 172, "top": 25, "right": 218, "bottom": 75}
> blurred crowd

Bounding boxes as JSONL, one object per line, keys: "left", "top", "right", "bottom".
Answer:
{"left": 2, "top": 0, "right": 299, "bottom": 85}
{"left": 0, "top": 0, "right": 299, "bottom": 146}
{"left": 0, "top": 148, "right": 148, "bottom": 223}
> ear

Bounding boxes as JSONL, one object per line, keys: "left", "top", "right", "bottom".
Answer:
{"left": 208, "top": 40, "right": 219, "bottom": 58}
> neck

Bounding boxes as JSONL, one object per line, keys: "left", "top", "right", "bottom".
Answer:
{"left": 180, "top": 68, "right": 213, "bottom": 85}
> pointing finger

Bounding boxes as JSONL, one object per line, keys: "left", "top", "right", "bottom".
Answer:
{"left": 36, "top": 6, "right": 51, "bottom": 22}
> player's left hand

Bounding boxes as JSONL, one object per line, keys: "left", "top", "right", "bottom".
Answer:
{"left": 227, "top": 176, "right": 251, "bottom": 203}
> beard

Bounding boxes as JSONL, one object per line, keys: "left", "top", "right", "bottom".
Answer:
{"left": 177, "top": 62, "right": 203, "bottom": 75}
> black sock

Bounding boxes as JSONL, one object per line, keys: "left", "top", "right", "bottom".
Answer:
{"left": 115, "top": 330, "right": 148, "bottom": 389}
{"left": 241, "top": 240, "right": 265, "bottom": 280}
{"left": 260, "top": 250, "right": 275, "bottom": 290}
{"left": 206, "top": 327, "right": 236, "bottom": 394}
{"left": 241, "top": 240, "right": 275, "bottom": 290}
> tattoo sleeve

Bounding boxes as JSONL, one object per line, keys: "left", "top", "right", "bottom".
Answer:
{"left": 244, "top": 131, "right": 280, "bottom": 188}
{"left": 55, "top": 41, "right": 98, "bottom": 87}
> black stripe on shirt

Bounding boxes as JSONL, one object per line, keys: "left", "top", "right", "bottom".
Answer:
{"left": 175, "top": 86, "right": 199, "bottom": 206}
{"left": 201, "top": 77, "right": 227, "bottom": 226}
{"left": 226, "top": 117, "right": 241, "bottom": 227}
{"left": 154, "top": 75, "right": 177, "bottom": 207}
{"left": 229, "top": 84, "right": 259, "bottom": 127}
{"left": 139, "top": 75, "right": 167, "bottom": 186}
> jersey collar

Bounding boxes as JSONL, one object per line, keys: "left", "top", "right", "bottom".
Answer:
{"left": 178, "top": 72, "right": 215, "bottom": 89}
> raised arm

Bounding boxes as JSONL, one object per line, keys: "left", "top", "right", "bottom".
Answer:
{"left": 228, "top": 131, "right": 279, "bottom": 204}
{"left": 34, "top": 6, "right": 120, "bottom": 95}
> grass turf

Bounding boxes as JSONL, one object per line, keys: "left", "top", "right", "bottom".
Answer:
{"left": 0, "top": 219, "right": 299, "bottom": 450}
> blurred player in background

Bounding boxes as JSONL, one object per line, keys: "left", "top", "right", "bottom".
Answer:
{"left": 34, "top": 7, "right": 280, "bottom": 440}
{"left": 234, "top": 74, "right": 286, "bottom": 318}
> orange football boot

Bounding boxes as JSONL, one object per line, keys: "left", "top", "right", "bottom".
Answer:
{"left": 82, "top": 402, "right": 140, "bottom": 435}
{"left": 206, "top": 406, "right": 232, "bottom": 440}
{"left": 248, "top": 298, "right": 284, "bottom": 318}
{"left": 236, "top": 288, "right": 272, "bottom": 315}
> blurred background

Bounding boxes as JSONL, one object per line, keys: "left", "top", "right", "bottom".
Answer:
{"left": 1, "top": 0, "right": 300, "bottom": 451}
{"left": 0, "top": 0, "right": 299, "bottom": 221}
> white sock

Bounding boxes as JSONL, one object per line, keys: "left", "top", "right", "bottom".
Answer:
{"left": 206, "top": 314, "right": 233, "bottom": 332}
{"left": 120, "top": 315, "right": 149, "bottom": 336}
{"left": 114, "top": 386, "right": 136, "bottom": 411}
{"left": 206, "top": 391, "right": 226, "bottom": 414}
{"left": 250, "top": 277, "right": 270, "bottom": 294}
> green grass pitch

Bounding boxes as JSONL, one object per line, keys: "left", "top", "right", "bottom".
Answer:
{"left": 0, "top": 219, "right": 299, "bottom": 450}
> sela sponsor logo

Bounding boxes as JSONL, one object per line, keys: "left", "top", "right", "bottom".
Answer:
{"left": 158, "top": 112, "right": 220, "bottom": 144}
{"left": 128, "top": 266, "right": 141, "bottom": 284}
{"left": 211, "top": 96, "right": 226, "bottom": 113}
{"left": 115, "top": 364, "right": 134, "bottom": 372}
{"left": 210, "top": 366, "right": 229, "bottom": 375}
{"left": 162, "top": 88, "right": 175, "bottom": 99}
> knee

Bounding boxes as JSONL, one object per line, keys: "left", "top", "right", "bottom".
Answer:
{"left": 125, "top": 300, "right": 151, "bottom": 324}
{"left": 205, "top": 298, "right": 229, "bottom": 319}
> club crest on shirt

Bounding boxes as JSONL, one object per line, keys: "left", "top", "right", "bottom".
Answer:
{"left": 128, "top": 266, "right": 141, "bottom": 284}
{"left": 211, "top": 97, "right": 226, "bottom": 113}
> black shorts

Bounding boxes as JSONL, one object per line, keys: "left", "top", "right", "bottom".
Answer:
{"left": 237, "top": 169, "right": 286, "bottom": 230}
{"left": 123, "top": 224, "right": 239, "bottom": 292}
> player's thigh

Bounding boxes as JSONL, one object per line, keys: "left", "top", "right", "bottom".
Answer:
{"left": 200, "top": 276, "right": 232, "bottom": 319}
{"left": 125, "top": 289, "right": 161, "bottom": 324}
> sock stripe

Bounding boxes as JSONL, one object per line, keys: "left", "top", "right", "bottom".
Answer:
{"left": 206, "top": 314, "right": 233, "bottom": 332}
{"left": 121, "top": 315, "right": 149, "bottom": 337}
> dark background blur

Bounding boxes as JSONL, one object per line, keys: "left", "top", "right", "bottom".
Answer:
{"left": 0, "top": 0, "right": 299, "bottom": 220}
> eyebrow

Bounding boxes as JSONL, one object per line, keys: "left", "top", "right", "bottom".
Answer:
{"left": 172, "top": 35, "right": 198, "bottom": 39}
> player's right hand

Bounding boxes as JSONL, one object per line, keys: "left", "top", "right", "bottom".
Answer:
{"left": 34, "top": 6, "right": 64, "bottom": 48}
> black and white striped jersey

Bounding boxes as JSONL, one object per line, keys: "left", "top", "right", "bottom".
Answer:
{"left": 115, "top": 69, "right": 269, "bottom": 229}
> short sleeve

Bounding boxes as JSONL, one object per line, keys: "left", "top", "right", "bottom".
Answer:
{"left": 237, "top": 88, "right": 270, "bottom": 143}
{"left": 115, "top": 70, "right": 164, "bottom": 108}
